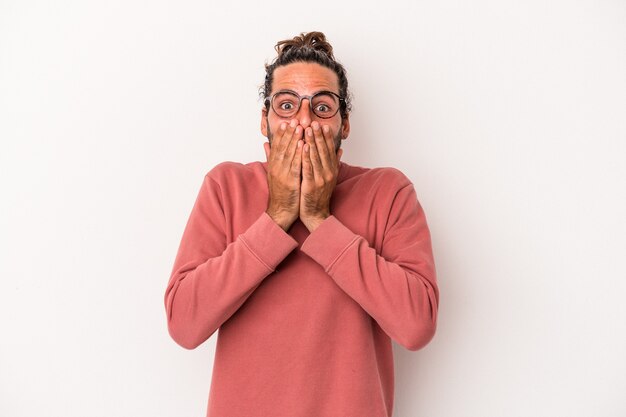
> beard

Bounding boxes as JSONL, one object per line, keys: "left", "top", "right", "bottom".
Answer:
{"left": 266, "top": 119, "right": 343, "bottom": 153}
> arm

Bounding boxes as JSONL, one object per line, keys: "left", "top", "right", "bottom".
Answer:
{"left": 300, "top": 182, "right": 439, "bottom": 351}
{"left": 164, "top": 173, "right": 298, "bottom": 350}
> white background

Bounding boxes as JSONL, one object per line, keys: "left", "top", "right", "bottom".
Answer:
{"left": 1, "top": 1, "right": 625, "bottom": 416}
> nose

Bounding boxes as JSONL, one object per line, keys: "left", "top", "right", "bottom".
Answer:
{"left": 296, "top": 98, "right": 313, "bottom": 129}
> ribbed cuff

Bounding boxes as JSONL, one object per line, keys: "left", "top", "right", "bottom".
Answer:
{"left": 300, "top": 215, "right": 359, "bottom": 271}
{"left": 239, "top": 212, "right": 299, "bottom": 271}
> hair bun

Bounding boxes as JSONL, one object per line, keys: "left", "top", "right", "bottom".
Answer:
{"left": 275, "top": 31, "right": 335, "bottom": 60}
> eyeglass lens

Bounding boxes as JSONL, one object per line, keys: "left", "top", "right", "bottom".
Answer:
{"left": 272, "top": 92, "right": 339, "bottom": 119}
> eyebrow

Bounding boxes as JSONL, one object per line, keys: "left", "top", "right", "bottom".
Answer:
{"left": 274, "top": 88, "right": 340, "bottom": 97}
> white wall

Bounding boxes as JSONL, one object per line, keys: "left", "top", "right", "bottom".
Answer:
{"left": 1, "top": 1, "right": 624, "bottom": 416}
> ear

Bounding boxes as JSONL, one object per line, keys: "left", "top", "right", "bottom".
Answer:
{"left": 261, "top": 107, "right": 268, "bottom": 137}
{"left": 263, "top": 141, "right": 271, "bottom": 162}
{"left": 340, "top": 114, "right": 350, "bottom": 140}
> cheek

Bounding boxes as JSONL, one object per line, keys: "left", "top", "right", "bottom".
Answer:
{"left": 268, "top": 115, "right": 287, "bottom": 132}
{"left": 334, "top": 120, "right": 344, "bottom": 138}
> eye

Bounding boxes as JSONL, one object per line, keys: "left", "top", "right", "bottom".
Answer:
{"left": 315, "top": 104, "right": 330, "bottom": 112}
{"left": 273, "top": 92, "right": 299, "bottom": 113}
{"left": 312, "top": 93, "right": 338, "bottom": 116}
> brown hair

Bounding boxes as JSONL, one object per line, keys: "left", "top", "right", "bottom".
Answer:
{"left": 260, "top": 31, "right": 353, "bottom": 119}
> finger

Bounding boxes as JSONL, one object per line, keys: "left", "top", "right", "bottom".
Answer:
{"left": 312, "top": 121, "right": 330, "bottom": 171}
{"left": 291, "top": 139, "right": 303, "bottom": 178}
{"left": 306, "top": 126, "right": 323, "bottom": 169}
{"left": 322, "top": 124, "right": 338, "bottom": 168}
{"left": 278, "top": 119, "right": 299, "bottom": 158}
{"left": 306, "top": 129, "right": 323, "bottom": 180}
{"left": 302, "top": 142, "right": 314, "bottom": 180}
{"left": 284, "top": 125, "right": 303, "bottom": 168}
{"left": 268, "top": 121, "right": 288, "bottom": 164}
{"left": 272, "top": 119, "right": 298, "bottom": 163}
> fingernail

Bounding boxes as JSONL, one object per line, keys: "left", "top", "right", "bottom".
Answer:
{"left": 323, "top": 125, "right": 330, "bottom": 133}
{"left": 290, "top": 119, "right": 297, "bottom": 128}
{"left": 280, "top": 123, "right": 286, "bottom": 130}
{"left": 307, "top": 128, "right": 313, "bottom": 136}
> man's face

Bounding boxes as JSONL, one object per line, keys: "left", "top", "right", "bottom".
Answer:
{"left": 261, "top": 62, "right": 350, "bottom": 153}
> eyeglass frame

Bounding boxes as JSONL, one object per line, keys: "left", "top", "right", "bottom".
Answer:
{"left": 264, "top": 89, "right": 346, "bottom": 119}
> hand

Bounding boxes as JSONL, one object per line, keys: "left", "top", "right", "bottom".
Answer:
{"left": 264, "top": 119, "right": 304, "bottom": 231}
{"left": 300, "top": 121, "right": 343, "bottom": 232}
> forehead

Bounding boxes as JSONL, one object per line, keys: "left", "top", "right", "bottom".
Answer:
{"left": 272, "top": 62, "right": 339, "bottom": 95}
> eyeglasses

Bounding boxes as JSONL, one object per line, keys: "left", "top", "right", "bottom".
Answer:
{"left": 265, "top": 89, "right": 345, "bottom": 119}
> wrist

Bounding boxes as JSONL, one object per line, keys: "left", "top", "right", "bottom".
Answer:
{"left": 266, "top": 210, "right": 295, "bottom": 232}
{"left": 302, "top": 213, "right": 329, "bottom": 232}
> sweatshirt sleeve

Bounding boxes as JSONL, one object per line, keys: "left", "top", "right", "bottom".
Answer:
{"left": 164, "top": 173, "right": 298, "bottom": 350}
{"left": 300, "top": 182, "right": 439, "bottom": 351}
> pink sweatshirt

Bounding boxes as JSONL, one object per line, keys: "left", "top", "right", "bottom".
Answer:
{"left": 164, "top": 160, "right": 439, "bottom": 417}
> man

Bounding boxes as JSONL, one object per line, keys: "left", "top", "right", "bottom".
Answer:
{"left": 164, "top": 31, "right": 439, "bottom": 417}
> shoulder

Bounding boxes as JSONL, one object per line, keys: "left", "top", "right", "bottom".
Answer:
{"left": 369, "top": 166, "right": 412, "bottom": 188}
{"left": 204, "top": 160, "right": 264, "bottom": 184}
{"left": 344, "top": 162, "right": 412, "bottom": 191}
